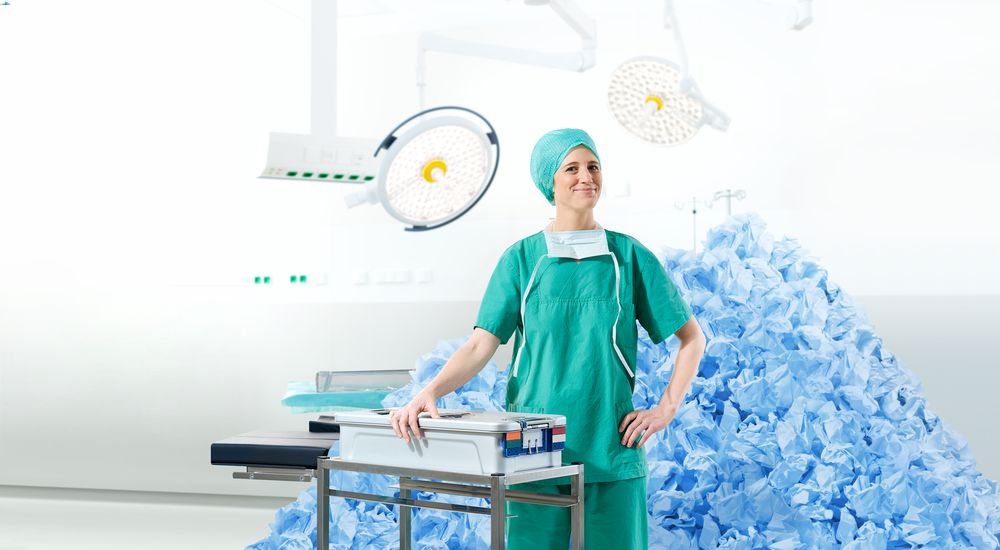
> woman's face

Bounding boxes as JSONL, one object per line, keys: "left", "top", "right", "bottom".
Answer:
{"left": 552, "top": 145, "right": 602, "bottom": 211}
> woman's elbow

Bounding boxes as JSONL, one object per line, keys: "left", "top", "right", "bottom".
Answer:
{"left": 468, "top": 328, "right": 501, "bottom": 361}
{"left": 676, "top": 317, "right": 706, "bottom": 349}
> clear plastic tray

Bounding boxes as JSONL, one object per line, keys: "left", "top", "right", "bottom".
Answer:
{"left": 315, "top": 369, "right": 412, "bottom": 393}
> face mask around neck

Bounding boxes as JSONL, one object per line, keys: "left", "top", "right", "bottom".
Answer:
{"left": 543, "top": 229, "right": 609, "bottom": 259}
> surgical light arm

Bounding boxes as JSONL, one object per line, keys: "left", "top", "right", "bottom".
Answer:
{"left": 663, "top": 0, "right": 690, "bottom": 85}
{"left": 416, "top": 0, "right": 596, "bottom": 108}
{"left": 750, "top": 0, "right": 814, "bottom": 30}
{"left": 792, "top": 0, "right": 813, "bottom": 30}
{"left": 663, "top": 0, "right": 730, "bottom": 131}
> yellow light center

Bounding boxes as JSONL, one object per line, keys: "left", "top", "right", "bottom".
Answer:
{"left": 644, "top": 95, "right": 664, "bottom": 111}
{"left": 422, "top": 159, "right": 448, "bottom": 183}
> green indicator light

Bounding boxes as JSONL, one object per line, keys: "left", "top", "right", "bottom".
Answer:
{"left": 318, "top": 173, "right": 329, "bottom": 178}
{"left": 290, "top": 275, "right": 297, "bottom": 283}
{"left": 254, "top": 276, "right": 261, "bottom": 284}
{"left": 363, "top": 175, "right": 374, "bottom": 181}
{"left": 348, "top": 174, "right": 360, "bottom": 181}
{"left": 264, "top": 276, "right": 271, "bottom": 284}
{"left": 300, "top": 275, "right": 307, "bottom": 283}
{"left": 333, "top": 174, "right": 344, "bottom": 179}
{"left": 302, "top": 172, "right": 314, "bottom": 178}
{"left": 286, "top": 171, "right": 298, "bottom": 177}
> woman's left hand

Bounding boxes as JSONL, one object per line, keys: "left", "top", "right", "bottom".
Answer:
{"left": 619, "top": 401, "right": 679, "bottom": 448}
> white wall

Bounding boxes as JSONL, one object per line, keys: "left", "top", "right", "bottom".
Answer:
{"left": 0, "top": 0, "right": 998, "bottom": 497}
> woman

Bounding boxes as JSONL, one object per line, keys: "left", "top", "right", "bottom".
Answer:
{"left": 390, "top": 128, "right": 706, "bottom": 549}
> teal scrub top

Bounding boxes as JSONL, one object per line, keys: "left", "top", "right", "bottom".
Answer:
{"left": 475, "top": 230, "right": 693, "bottom": 484}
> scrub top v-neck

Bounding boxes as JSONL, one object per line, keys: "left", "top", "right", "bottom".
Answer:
{"left": 475, "top": 229, "right": 692, "bottom": 484}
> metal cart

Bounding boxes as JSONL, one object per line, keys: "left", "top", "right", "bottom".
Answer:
{"left": 316, "top": 457, "right": 585, "bottom": 549}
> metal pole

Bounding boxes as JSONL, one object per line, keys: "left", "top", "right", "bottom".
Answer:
{"left": 316, "top": 458, "right": 329, "bottom": 550}
{"left": 490, "top": 474, "right": 506, "bottom": 549}
{"left": 570, "top": 465, "right": 585, "bottom": 550}
{"left": 311, "top": 0, "right": 338, "bottom": 140}
{"left": 691, "top": 198, "right": 699, "bottom": 253}
{"left": 399, "top": 476, "right": 412, "bottom": 550}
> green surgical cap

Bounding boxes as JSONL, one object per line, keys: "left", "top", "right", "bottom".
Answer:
{"left": 530, "top": 128, "right": 601, "bottom": 205}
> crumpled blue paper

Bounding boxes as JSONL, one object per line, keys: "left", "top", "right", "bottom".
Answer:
{"left": 249, "top": 213, "right": 1000, "bottom": 549}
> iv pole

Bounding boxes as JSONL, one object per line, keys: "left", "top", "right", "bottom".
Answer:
{"left": 674, "top": 197, "right": 710, "bottom": 252}
{"left": 711, "top": 188, "right": 747, "bottom": 216}
{"left": 674, "top": 189, "right": 748, "bottom": 252}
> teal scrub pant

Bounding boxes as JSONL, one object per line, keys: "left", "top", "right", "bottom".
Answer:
{"left": 505, "top": 476, "right": 648, "bottom": 550}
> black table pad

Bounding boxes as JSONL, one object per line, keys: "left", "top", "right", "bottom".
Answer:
{"left": 211, "top": 430, "right": 338, "bottom": 469}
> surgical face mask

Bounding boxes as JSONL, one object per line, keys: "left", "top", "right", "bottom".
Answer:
{"left": 543, "top": 229, "right": 610, "bottom": 259}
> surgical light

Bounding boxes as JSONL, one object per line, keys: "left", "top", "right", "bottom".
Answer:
{"left": 345, "top": 106, "right": 499, "bottom": 232}
{"left": 607, "top": 0, "right": 729, "bottom": 146}
{"left": 259, "top": 0, "right": 497, "bottom": 231}
{"left": 607, "top": 57, "right": 729, "bottom": 147}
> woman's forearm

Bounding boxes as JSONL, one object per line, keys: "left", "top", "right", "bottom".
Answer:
{"left": 658, "top": 338, "right": 705, "bottom": 410}
{"left": 424, "top": 336, "right": 496, "bottom": 399}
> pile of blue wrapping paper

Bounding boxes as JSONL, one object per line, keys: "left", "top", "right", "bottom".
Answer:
{"left": 248, "top": 213, "right": 1000, "bottom": 549}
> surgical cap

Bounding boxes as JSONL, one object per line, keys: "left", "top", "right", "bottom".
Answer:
{"left": 529, "top": 128, "right": 601, "bottom": 205}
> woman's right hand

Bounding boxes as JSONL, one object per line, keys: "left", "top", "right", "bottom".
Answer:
{"left": 390, "top": 389, "right": 440, "bottom": 444}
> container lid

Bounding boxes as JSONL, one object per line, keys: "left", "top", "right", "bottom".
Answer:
{"left": 331, "top": 408, "right": 566, "bottom": 433}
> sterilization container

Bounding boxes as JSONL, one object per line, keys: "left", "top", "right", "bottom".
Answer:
{"left": 332, "top": 409, "right": 567, "bottom": 475}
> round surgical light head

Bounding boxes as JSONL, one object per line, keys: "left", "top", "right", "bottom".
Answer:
{"left": 608, "top": 56, "right": 728, "bottom": 147}
{"left": 349, "top": 106, "right": 499, "bottom": 232}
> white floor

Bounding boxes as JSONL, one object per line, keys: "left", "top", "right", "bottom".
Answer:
{"left": 0, "top": 486, "right": 292, "bottom": 550}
